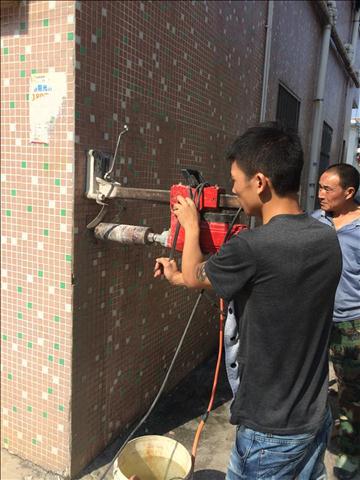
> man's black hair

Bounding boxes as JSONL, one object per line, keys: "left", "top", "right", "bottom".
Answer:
{"left": 323, "top": 163, "right": 360, "bottom": 197}
{"left": 226, "top": 121, "right": 304, "bottom": 197}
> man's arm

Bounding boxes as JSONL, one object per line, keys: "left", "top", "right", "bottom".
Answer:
{"left": 173, "top": 196, "right": 212, "bottom": 289}
{"left": 154, "top": 196, "right": 212, "bottom": 289}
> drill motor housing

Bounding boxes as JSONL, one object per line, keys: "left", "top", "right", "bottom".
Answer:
{"left": 167, "top": 184, "right": 247, "bottom": 254}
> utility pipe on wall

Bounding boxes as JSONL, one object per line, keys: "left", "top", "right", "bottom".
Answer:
{"left": 305, "top": 3, "right": 336, "bottom": 212}
{"left": 314, "top": 0, "right": 359, "bottom": 86}
{"left": 249, "top": 0, "right": 274, "bottom": 229}
{"left": 350, "top": 8, "right": 360, "bottom": 66}
{"left": 260, "top": 0, "right": 274, "bottom": 122}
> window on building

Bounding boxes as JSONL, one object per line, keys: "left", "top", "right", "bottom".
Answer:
{"left": 276, "top": 84, "right": 300, "bottom": 130}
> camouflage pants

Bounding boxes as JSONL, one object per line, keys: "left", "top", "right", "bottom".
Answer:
{"left": 330, "top": 318, "right": 360, "bottom": 459}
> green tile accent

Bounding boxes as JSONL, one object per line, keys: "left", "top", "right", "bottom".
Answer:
{"left": 11, "top": 189, "right": 16, "bottom": 196}
{"left": 123, "top": 35, "right": 129, "bottom": 44}
{"left": 48, "top": 355, "right": 53, "bottom": 362}
{"left": 43, "top": 163, "right": 48, "bottom": 170}
{"left": 60, "top": 209, "right": 66, "bottom": 216}
{"left": 38, "top": 271, "right": 43, "bottom": 278}
{"left": 21, "top": 161, "right": 27, "bottom": 168}
{"left": 96, "top": 28, "right": 102, "bottom": 38}
{"left": 59, "top": 358, "right": 64, "bottom": 366}
{"left": 42, "top": 411, "right": 48, "bottom": 418}
{"left": 8, "top": 373, "right": 13, "bottom": 380}
{"left": 75, "top": 111, "right": 80, "bottom": 119}
{"left": 10, "top": 101, "right": 15, "bottom": 108}
{"left": 17, "top": 333, "right": 23, "bottom": 339}
{"left": 26, "top": 94, "right": 29, "bottom": 101}
{"left": 113, "top": 68, "right": 120, "bottom": 78}
{"left": 13, "top": 406, "right": 17, "bottom": 412}
{"left": 43, "top": 229, "right": 49, "bottom": 236}
{"left": 4, "top": 438, "right": 9, "bottom": 444}
{"left": 27, "top": 406, "right": 32, "bottom": 412}
{"left": 67, "top": 32, "right": 74, "bottom": 41}
{"left": 84, "top": 96, "right": 91, "bottom": 106}
{"left": 6, "top": 210, "right": 11, "bottom": 217}
{"left": 27, "top": 341, "right": 32, "bottom": 348}
{"left": 3, "top": 48, "right": 9, "bottom": 55}
{"left": 17, "top": 287, "right": 23, "bottom": 293}
{"left": 43, "top": 19, "right": 49, "bottom": 27}
{"left": 2, "top": 335, "right": 7, "bottom": 341}
{"left": 20, "top": 70, "right": 26, "bottom": 78}
{"left": 114, "top": 47, "right": 120, "bottom": 55}
{"left": 54, "top": 343, "right": 60, "bottom": 350}
{"left": 55, "top": 178, "right": 60, "bottom": 186}
{"left": 27, "top": 303, "right": 32, "bottom": 309}
{"left": 54, "top": 315, "right": 60, "bottom": 323}
{"left": 20, "top": 54, "right": 25, "bottom": 62}
{"left": 31, "top": 69, "right": 37, "bottom": 74}
{"left": 66, "top": 254, "right": 72, "bottom": 262}
{"left": 80, "top": 45, "right": 86, "bottom": 55}
{"left": 48, "top": 387, "right": 53, "bottom": 394}
{"left": 17, "top": 312, "right": 23, "bottom": 319}
{"left": 59, "top": 405, "right": 64, "bottom": 412}
{"left": 32, "top": 439, "right": 37, "bottom": 445}
{"left": 60, "top": 282, "right": 65, "bottom": 289}
{"left": 20, "top": 21, "right": 26, "bottom": 30}
{"left": 143, "top": 12, "right": 150, "bottom": 21}
{"left": 26, "top": 206, "right": 32, "bottom": 212}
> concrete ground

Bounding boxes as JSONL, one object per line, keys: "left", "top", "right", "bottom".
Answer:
{"left": 1, "top": 356, "right": 359, "bottom": 480}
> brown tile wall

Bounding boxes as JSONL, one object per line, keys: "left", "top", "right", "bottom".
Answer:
{"left": 1, "top": 0, "right": 357, "bottom": 477}
{"left": 1, "top": 0, "right": 75, "bottom": 475}
{"left": 71, "top": 0, "right": 266, "bottom": 475}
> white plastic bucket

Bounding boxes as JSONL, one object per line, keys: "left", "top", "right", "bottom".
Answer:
{"left": 113, "top": 435, "right": 193, "bottom": 480}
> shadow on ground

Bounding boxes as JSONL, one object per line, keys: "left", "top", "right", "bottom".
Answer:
{"left": 77, "top": 355, "right": 232, "bottom": 479}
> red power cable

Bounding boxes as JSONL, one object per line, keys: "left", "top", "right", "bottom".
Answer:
{"left": 191, "top": 297, "right": 225, "bottom": 462}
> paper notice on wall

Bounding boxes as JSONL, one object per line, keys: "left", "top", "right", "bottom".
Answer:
{"left": 29, "top": 72, "right": 67, "bottom": 144}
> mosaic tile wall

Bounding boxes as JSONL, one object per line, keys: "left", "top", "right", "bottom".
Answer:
{"left": 71, "top": 0, "right": 266, "bottom": 475}
{"left": 2, "top": 0, "right": 357, "bottom": 477}
{"left": 1, "top": 0, "right": 75, "bottom": 475}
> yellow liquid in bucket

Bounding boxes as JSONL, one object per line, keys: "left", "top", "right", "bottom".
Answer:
{"left": 122, "top": 456, "right": 187, "bottom": 479}
{"left": 114, "top": 435, "right": 192, "bottom": 480}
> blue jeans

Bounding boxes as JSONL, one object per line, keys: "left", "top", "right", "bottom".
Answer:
{"left": 226, "top": 409, "right": 332, "bottom": 479}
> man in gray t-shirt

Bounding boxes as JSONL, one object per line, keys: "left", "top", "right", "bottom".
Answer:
{"left": 154, "top": 122, "right": 342, "bottom": 480}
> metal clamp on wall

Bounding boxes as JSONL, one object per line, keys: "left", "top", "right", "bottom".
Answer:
{"left": 86, "top": 125, "right": 128, "bottom": 229}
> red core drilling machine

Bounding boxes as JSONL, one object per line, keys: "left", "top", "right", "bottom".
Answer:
{"left": 85, "top": 126, "right": 248, "bottom": 250}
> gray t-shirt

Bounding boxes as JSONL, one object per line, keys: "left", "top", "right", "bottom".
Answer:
{"left": 205, "top": 213, "right": 342, "bottom": 434}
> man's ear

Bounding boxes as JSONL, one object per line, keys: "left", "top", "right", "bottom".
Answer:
{"left": 344, "top": 186, "right": 355, "bottom": 200}
{"left": 254, "top": 173, "right": 269, "bottom": 193}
